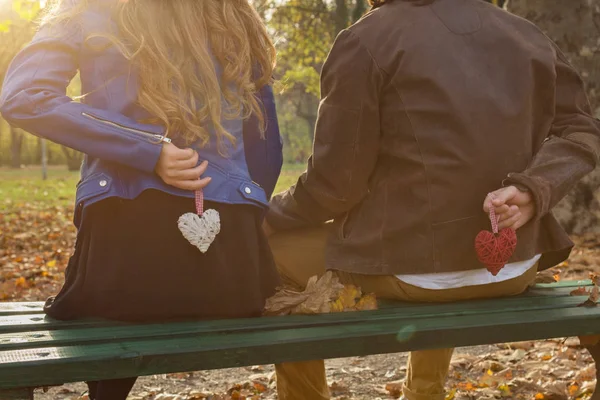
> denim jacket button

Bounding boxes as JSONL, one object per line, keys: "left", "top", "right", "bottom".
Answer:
{"left": 99, "top": 180, "right": 108, "bottom": 187}
{"left": 244, "top": 187, "right": 252, "bottom": 194}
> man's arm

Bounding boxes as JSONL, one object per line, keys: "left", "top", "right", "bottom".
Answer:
{"left": 266, "top": 29, "right": 383, "bottom": 231}
{"left": 504, "top": 44, "right": 600, "bottom": 219}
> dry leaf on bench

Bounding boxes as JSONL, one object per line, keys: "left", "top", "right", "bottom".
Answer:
{"left": 263, "top": 271, "right": 344, "bottom": 315}
{"left": 355, "top": 293, "right": 378, "bottom": 311}
{"left": 263, "top": 271, "right": 378, "bottom": 316}
{"left": 570, "top": 287, "right": 590, "bottom": 296}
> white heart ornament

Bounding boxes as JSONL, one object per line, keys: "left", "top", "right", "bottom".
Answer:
{"left": 177, "top": 209, "right": 221, "bottom": 253}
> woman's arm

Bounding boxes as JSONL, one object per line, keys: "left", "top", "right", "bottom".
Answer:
{"left": 0, "top": 16, "right": 167, "bottom": 173}
{"left": 244, "top": 84, "right": 283, "bottom": 200}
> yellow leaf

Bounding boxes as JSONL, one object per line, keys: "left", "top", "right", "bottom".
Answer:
{"left": 15, "top": 277, "right": 26, "bottom": 288}
{"left": 498, "top": 383, "right": 512, "bottom": 396}
{"left": 355, "top": 293, "right": 378, "bottom": 311}
{"left": 569, "top": 384, "right": 579, "bottom": 396}
{"left": 12, "top": 0, "right": 40, "bottom": 21}
{"left": 541, "top": 354, "right": 552, "bottom": 361}
{"left": 336, "top": 284, "right": 361, "bottom": 309}
{"left": 445, "top": 389, "right": 456, "bottom": 400}
{"left": 46, "top": 260, "right": 57, "bottom": 267}
{"left": 0, "top": 20, "right": 12, "bottom": 33}
{"left": 535, "top": 393, "right": 545, "bottom": 399}
{"left": 329, "top": 298, "right": 344, "bottom": 313}
{"left": 487, "top": 369, "right": 493, "bottom": 376}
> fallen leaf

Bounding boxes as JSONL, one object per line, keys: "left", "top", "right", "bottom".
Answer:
{"left": 590, "top": 285, "right": 599, "bottom": 303}
{"left": 578, "top": 299, "right": 598, "bottom": 308}
{"left": 252, "top": 381, "right": 268, "bottom": 394}
{"left": 569, "top": 384, "right": 579, "bottom": 396}
{"left": 498, "top": 383, "right": 512, "bottom": 397}
{"left": 570, "top": 287, "right": 590, "bottom": 296}
{"left": 336, "top": 285, "right": 361, "bottom": 309}
{"left": 385, "top": 382, "right": 403, "bottom": 398}
{"left": 329, "top": 381, "right": 350, "bottom": 396}
{"left": 355, "top": 293, "right": 378, "bottom": 311}
{"left": 15, "top": 277, "right": 27, "bottom": 288}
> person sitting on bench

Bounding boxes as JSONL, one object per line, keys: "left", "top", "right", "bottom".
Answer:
{"left": 263, "top": 0, "right": 600, "bottom": 399}
{"left": 0, "top": 1, "right": 282, "bottom": 399}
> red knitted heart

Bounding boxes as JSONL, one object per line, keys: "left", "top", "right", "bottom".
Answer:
{"left": 474, "top": 199, "right": 518, "bottom": 276}
{"left": 475, "top": 228, "right": 517, "bottom": 275}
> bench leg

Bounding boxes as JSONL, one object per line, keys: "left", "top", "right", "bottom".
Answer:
{"left": 0, "top": 388, "right": 34, "bottom": 400}
{"left": 585, "top": 344, "right": 600, "bottom": 400}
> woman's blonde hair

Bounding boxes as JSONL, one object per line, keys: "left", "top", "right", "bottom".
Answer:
{"left": 43, "top": 0, "right": 276, "bottom": 149}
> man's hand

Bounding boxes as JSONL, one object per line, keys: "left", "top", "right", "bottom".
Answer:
{"left": 155, "top": 143, "right": 211, "bottom": 191}
{"left": 483, "top": 186, "right": 536, "bottom": 230}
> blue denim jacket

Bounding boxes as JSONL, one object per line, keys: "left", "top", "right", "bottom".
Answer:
{"left": 0, "top": 3, "right": 283, "bottom": 227}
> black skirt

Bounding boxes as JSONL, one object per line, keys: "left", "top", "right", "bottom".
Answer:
{"left": 44, "top": 190, "right": 280, "bottom": 322}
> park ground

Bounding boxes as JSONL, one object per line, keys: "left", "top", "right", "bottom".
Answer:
{"left": 1, "top": 166, "right": 600, "bottom": 400}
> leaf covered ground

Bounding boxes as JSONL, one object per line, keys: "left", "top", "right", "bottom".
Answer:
{"left": 1, "top": 167, "right": 600, "bottom": 400}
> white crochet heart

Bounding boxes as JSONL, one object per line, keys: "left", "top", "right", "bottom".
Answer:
{"left": 177, "top": 209, "right": 221, "bottom": 253}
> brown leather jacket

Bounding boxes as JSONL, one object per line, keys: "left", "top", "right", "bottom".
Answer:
{"left": 266, "top": 0, "right": 600, "bottom": 275}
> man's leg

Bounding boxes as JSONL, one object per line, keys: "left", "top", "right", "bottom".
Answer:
{"left": 270, "top": 226, "right": 538, "bottom": 400}
{"left": 269, "top": 226, "right": 331, "bottom": 400}
{"left": 338, "top": 265, "right": 538, "bottom": 400}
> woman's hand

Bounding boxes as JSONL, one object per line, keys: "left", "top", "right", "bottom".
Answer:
{"left": 155, "top": 143, "right": 211, "bottom": 191}
{"left": 483, "top": 186, "right": 536, "bottom": 230}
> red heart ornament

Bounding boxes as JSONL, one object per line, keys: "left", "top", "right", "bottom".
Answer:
{"left": 475, "top": 198, "right": 518, "bottom": 276}
{"left": 475, "top": 228, "right": 517, "bottom": 276}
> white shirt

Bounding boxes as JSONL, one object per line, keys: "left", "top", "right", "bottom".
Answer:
{"left": 395, "top": 255, "right": 541, "bottom": 290}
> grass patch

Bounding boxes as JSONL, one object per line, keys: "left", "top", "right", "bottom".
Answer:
{"left": 0, "top": 167, "right": 79, "bottom": 211}
{"left": 0, "top": 164, "right": 305, "bottom": 211}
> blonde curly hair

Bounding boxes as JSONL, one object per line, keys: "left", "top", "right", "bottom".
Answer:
{"left": 43, "top": 0, "right": 276, "bottom": 149}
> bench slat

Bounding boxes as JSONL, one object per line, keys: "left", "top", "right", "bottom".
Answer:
{"left": 1, "top": 305, "right": 599, "bottom": 389}
{"left": 0, "top": 303, "right": 44, "bottom": 317}
{"left": 532, "top": 280, "right": 592, "bottom": 288}
{"left": 0, "top": 292, "right": 591, "bottom": 351}
{"left": 0, "top": 289, "right": 588, "bottom": 346}
{"left": 0, "top": 281, "right": 590, "bottom": 317}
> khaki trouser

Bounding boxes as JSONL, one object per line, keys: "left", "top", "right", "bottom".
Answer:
{"left": 269, "top": 226, "right": 538, "bottom": 400}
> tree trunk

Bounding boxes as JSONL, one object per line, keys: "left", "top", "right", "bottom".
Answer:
{"left": 508, "top": 0, "right": 600, "bottom": 110}
{"left": 352, "top": 0, "right": 368, "bottom": 23}
{"left": 41, "top": 139, "right": 48, "bottom": 180}
{"left": 61, "top": 146, "right": 83, "bottom": 172}
{"left": 508, "top": 0, "right": 600, "bottom": 234}
{"left": 334, "top": 0, "right": 349, "bottom": 36}
{"left": 9, "top": 126, "right": 23, "bottom": 169}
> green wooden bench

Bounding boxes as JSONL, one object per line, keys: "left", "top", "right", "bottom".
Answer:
{"left": 2, "top": 280, "right": 600, "bottom": 399}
